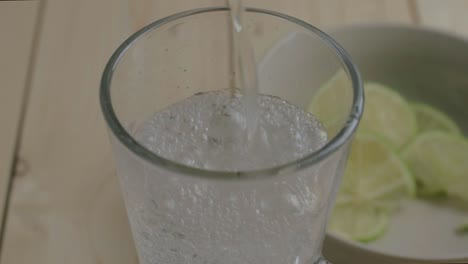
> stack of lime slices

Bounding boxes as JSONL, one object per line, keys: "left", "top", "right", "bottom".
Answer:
{"left": 309, "top": 71, "right": 468, "bottom": 242}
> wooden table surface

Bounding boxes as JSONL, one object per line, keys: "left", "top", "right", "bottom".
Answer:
{"left": 1, "top": 0, "right": 468, "bottom": 263}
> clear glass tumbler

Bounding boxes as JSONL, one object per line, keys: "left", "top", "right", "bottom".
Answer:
{"left": 100, "top": 7, "right": 363, "bottom": 264}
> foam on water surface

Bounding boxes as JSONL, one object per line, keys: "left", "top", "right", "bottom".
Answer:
{"left": 137, "top": 91, "right": 327, "bottom": 171}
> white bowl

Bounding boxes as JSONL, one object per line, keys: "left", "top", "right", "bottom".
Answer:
{"left": 324, "top": 25, "right": 468, "bottom": 264}
{"left": 259, "top": 25, "right": 468, "bottom": 264}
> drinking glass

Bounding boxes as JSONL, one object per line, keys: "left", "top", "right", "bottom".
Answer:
{"left": 100, "top": 7, "right": 363, "bottom": 264}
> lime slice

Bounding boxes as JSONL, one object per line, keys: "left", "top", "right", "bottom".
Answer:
{"left": 339, "top": 133, "right": 416, "bottom": 202}
{"left": 329, "top": 133, "right": 415, "bottom": 242}
{"left": 329, "top": 204, "right": 389, "bottom": 242}
{"left": 359, "top": 82, "right": 417, "bottom": 149}
{"left": 308, "top": 70, "right": 352, "bottom": 136}
{"left": 412, "top": 103, "right": 461, "bottom": 135}
{"left": 402, "top": 131, "right": 468, "bottom": 201}
{"left": 456, "top": 220, "right": 468, "bottom": 234}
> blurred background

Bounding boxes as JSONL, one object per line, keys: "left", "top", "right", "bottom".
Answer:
{"left": 1, "top": 0, "right": 467, "bottom": 263}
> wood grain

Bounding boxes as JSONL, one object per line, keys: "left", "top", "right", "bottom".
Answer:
{"left": 417, "top": 0, "right": 468, "bottom": 38}
{"left": 1, "top": 1, "right": 413, "bottom": 264}
{"left": 252, "top": 0, "right": 413, "bottom": 28}
{"left": 0, "top": 1, "right": 38, "bottom": 231}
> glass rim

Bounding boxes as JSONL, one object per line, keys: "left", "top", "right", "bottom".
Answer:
{"left": 100, "top": 6, "right": 364, "bottom": 180}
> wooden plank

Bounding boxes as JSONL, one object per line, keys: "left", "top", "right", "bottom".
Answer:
{"left": 252, "top": 0, "right": 413, "bottom": 28}
{"left": 416, "top": 0, "right": 468, "bottom": 38}
{"left": 1, "top": 1, "right": 412, "bottom": 264}
{"left": 0, "top": 1, "right": 38, "bottom": 230}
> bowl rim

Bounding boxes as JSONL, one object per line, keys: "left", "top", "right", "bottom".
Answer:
{"left": 328, "top": 22, "right": 468, "bottom": 44}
